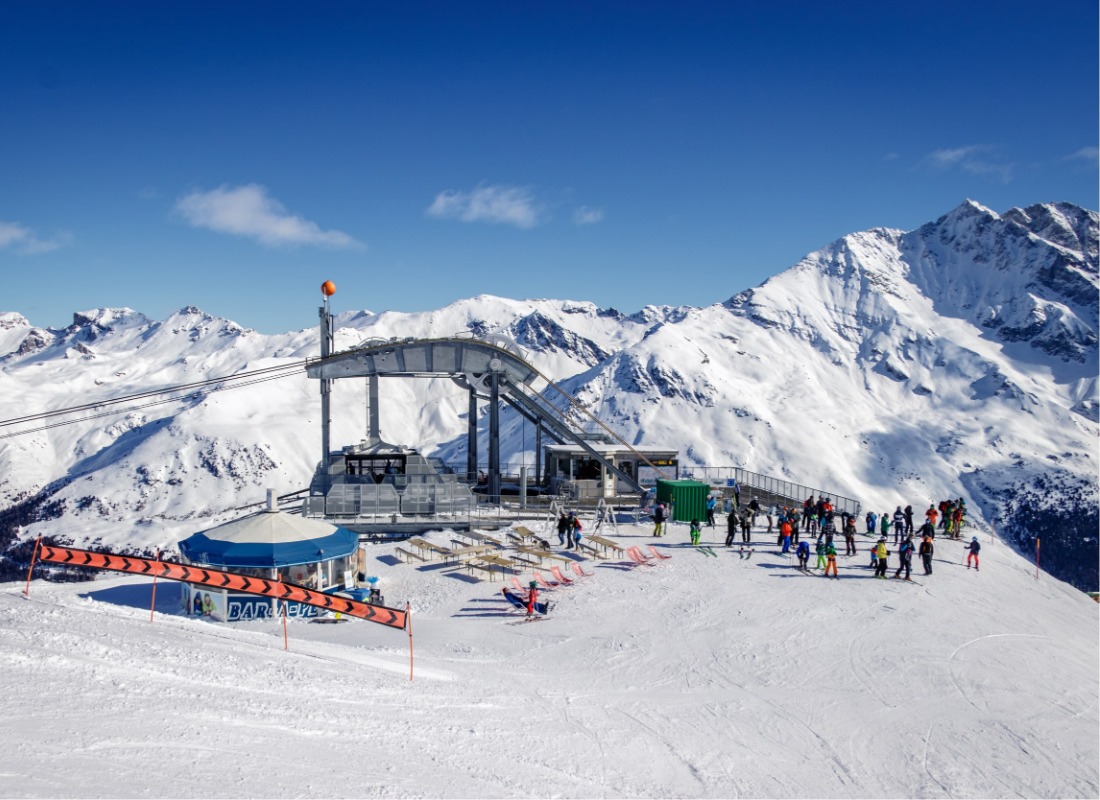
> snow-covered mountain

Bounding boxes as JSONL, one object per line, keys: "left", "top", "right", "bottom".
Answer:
{"left": 1, "top": 200, "right": 1096, "bottom": 589}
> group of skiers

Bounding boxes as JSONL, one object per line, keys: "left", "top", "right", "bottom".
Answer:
{"left": 652, "top": 490, "right": 982, "bottom": 579}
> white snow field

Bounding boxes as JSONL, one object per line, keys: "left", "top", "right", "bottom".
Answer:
{"left": 2, "top": 519, "right": 1096, "bottom": 799}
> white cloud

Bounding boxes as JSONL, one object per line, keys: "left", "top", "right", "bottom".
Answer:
{"left": 175, "top": 184, "right": 361, "bottom": 249}
{"left": 573, "top": 206, "right": 604, "bottom": 225}
{"left": 0, "top": 221, "right": 69, "bottom": 254}
{"left": 1067, "top": 146, "right": 1099, "bottom": 165}
{"left": 426, "top": 184, "right": 540, "bottom": 229}
{"left": 924, "top": 145, "right": 1013, "bottom": 183}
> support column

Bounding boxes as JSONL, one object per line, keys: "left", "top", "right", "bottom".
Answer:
{"left": 319, "top": 305, "right": 334, "bottom": 494}
{"left": 489, "top": 372, "right": 501, "bottom": 504}
{"left": 534, "top": 419, "right": 543, "bottom": 486}
{"left": 467, "top": 387, "right": 478, "bottom": 484}
{"left": 366, "top": 374, "right": 380, "bottom": 445}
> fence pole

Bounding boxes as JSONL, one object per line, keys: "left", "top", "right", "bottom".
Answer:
{"left": 23, "top": 534, "right": 42, "bottom": 597}
{"left": 149, "top": 548, "right": 160, "bottom": 622}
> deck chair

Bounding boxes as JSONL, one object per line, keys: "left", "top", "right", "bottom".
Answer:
{"left": 571, "top": 562, "right": 595, "bottom": 578}
{"left": 550, "top": 565, "right": 575, "bottom": 585}
{"left": 648, "top": 545, "right": 673, "bottom": 560}
{"left": 534, "top": 571, "right": 560, "bottom": 589}
{"left": 627, "top": 546, "right": 656, "bottom": 567}
{"left": 501, "top": 588, "right": 549, "bottom": 616}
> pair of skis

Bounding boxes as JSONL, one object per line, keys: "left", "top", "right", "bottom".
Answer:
{"left": 695, "top": 545, "right": 718, "bottom": 557}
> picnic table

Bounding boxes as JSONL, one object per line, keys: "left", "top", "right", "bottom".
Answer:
{"left": 463, "top": 531, "right": 504, "bottom": 548}
{"left": 467, "top": 554, "right": 518, "bottom": 581}
{"left": 583, "top": 534, "right": 625, "bottom": 558}
{"left": 515, "top": 546, "right": 573, "bottom": 566}
{"left": 406, "top": 537, "right": 454, "bottom": 561}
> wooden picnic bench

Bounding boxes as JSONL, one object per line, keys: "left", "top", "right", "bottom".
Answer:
{"left": 395, "top": 546, "right": 427, "bottom": 563}
{"left": 576, "top": 542, "right": 600, "bottom": 559}
{"left": 516, "top": 547, "right": 573, "bottom": 565}
{"left": 584, "top": 534, "right": 625, "bottom": 558}
{"left": 407, "top": 537, "right": 455, "bottom": 562}
{"left": 464, "top": 531, "right": 504, "bottom": 548}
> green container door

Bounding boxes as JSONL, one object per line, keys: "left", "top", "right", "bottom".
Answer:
{"left": 655, "top": 479, "right": 710, "bottom": 523}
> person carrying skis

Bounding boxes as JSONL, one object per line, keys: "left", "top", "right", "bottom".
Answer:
{"left": 894, "top": 536, "right": 914, "bottom": 580}
{"left": 919, "top": 535, "right": 934, "bottom": 575}
{"left": 689, "top": 519, "right": 702, "bottom": 546}
{"left": 824, "top": 540, "right": 839, "bottom": 578}
{"left": 874, "top": 537, "right": 889, "bottom": 579}
{"left": 796, "top": 538, "right": 810, "bottom": 570}
{"left": 966, "top": 536, "right": 981, "bottom": 570}
{"left": 652, "top": 503, "right": 666, "bottom": 537}
{"left": 815, "top": 537, "right": 827, "bottom": 570}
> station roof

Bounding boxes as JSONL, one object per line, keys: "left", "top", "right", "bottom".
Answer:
{"left": 179, "top": 510, "right": 358, "bottom": 569}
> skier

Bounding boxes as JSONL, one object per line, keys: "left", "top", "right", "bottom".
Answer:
{"left": 557, "top": 511, "right": 570, "bottom": 546}
{"left": 880, "top": 512, "right": 891, "bottom": 541}
{"left": 894, "top": 536, "right": 914, "bottom": 580}
{"left": 796, "top": 539, "right": 810, "bottom": 571}
{"left": 740, "top": 506, "right": 753, "bottom": 543}
{"left": 874, "top": 537, "right": 889, "bottom": 579}
{"left": 966, "top": 536, "right": 981, "bottom": 570}
{"left": 919, "top": 535, "right": 934, "bottom": 575}
{"left": 925, "top": 504, "right": 939, "bottom": 529}
{"left": 824, "top": 540, "right": 839, "bottom": 578}
{"left": 815, "top": 537, "right": 827, "bottom": 570}
{"left": 725, "top": 507, "right": 738, "bottom": 547}
{"left": 780, "top": 519, "right": 793, "bottom": 554}
{"left": 568, "top": 514, "right": 583, "bottom": 550}
{"left": 844, "top": 516, "right": 857, "bottom": 556}
{"left": 766, "top": 503, "right": 777, "bottom": 534}
{"left": 866, "top": 510, "right": 878, "bottom": 535}
{"left": 904, "top": 505, "right": 914, "bottom": 535}
{"left": 705, "top": 494, "right": 717, "bottom": 528}
{"left": 892, "top": 507, "right": 906, "bottom": 545}
{"left": 689, "top": 518, "right": 702, "bottom": 546}
{"left": 653, "top": 503, "right": 666, "bottom": 538}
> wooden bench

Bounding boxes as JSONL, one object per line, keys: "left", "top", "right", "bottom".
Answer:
{"left": 463, "top": 559, "right": 498, "bottom": 580}
{"left": 577, "top": 542, "right": 600, "bottom": 559}
{"left": 395, "top": 547, "right": 427, "bottom": 563}
{"left": 407, "top": 537, "right": 455, "bottom": 561}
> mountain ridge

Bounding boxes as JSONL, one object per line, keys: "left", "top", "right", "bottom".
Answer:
{"left": 1, "top": 200, "right": 1096, "bottom": 589}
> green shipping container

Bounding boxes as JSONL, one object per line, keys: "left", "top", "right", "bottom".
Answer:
{"left": 655, "top": 479, "right": 710, "bottom": 523}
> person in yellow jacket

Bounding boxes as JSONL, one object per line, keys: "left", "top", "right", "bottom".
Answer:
{"left": 874, "top": 538, "right": 889, "bottom": 579}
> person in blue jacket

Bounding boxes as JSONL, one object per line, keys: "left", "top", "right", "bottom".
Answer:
{"left": 796, "top": 539, "right": 810, "bottom": 570}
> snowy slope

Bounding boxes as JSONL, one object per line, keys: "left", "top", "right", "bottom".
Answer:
{"left": 2, "top": 520, "right": 1097, "bottom": 799}
{"left": 0, "top": 200, "right": 1096, "bottom": 589}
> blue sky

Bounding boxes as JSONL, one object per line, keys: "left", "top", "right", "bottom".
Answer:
{"left": 2, "top": 1, "right": 1097, "bottom": 334}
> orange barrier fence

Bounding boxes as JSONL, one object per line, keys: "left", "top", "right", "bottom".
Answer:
{"left": 36, "top": 545, "right": 407, "bottom": 630}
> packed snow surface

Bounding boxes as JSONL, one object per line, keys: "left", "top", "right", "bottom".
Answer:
{"left": 2, "top": 518, "right": 1096, "bottom": 799}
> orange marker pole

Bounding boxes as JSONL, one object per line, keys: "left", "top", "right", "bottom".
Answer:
{"left": 23, "top": 535, "right": 42, "bottom": 597}
{"left": 407, "top": 602, "right": 414, "bottom": 682}
{"left": 149, "top": 549, "right": 160, "bottom": 622}
{"left": 282, "top": 600, "right": 289, "bottom": 650}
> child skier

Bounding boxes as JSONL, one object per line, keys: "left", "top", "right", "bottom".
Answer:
{"left": 796, "top": 539, "right": 810, "bottom": 570}
{"left": 824, "top": 541, "right": 838, "bottom": 578}
{"left": 815, "top": 537, "right": 827, "bottom": 570}
{"left": 966, "top": 536, "right": 981, "bottom": 570}
{"left": 689, "top": 519, "right": 702, "bottom": 546}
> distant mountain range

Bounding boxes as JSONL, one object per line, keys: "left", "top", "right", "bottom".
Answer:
{"left": 1, "top": 200, "right": 1096, "bottom": 590}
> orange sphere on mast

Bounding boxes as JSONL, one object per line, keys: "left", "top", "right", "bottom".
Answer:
{"left": 321, "top": 280, "right": 336, "bottom": 297}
